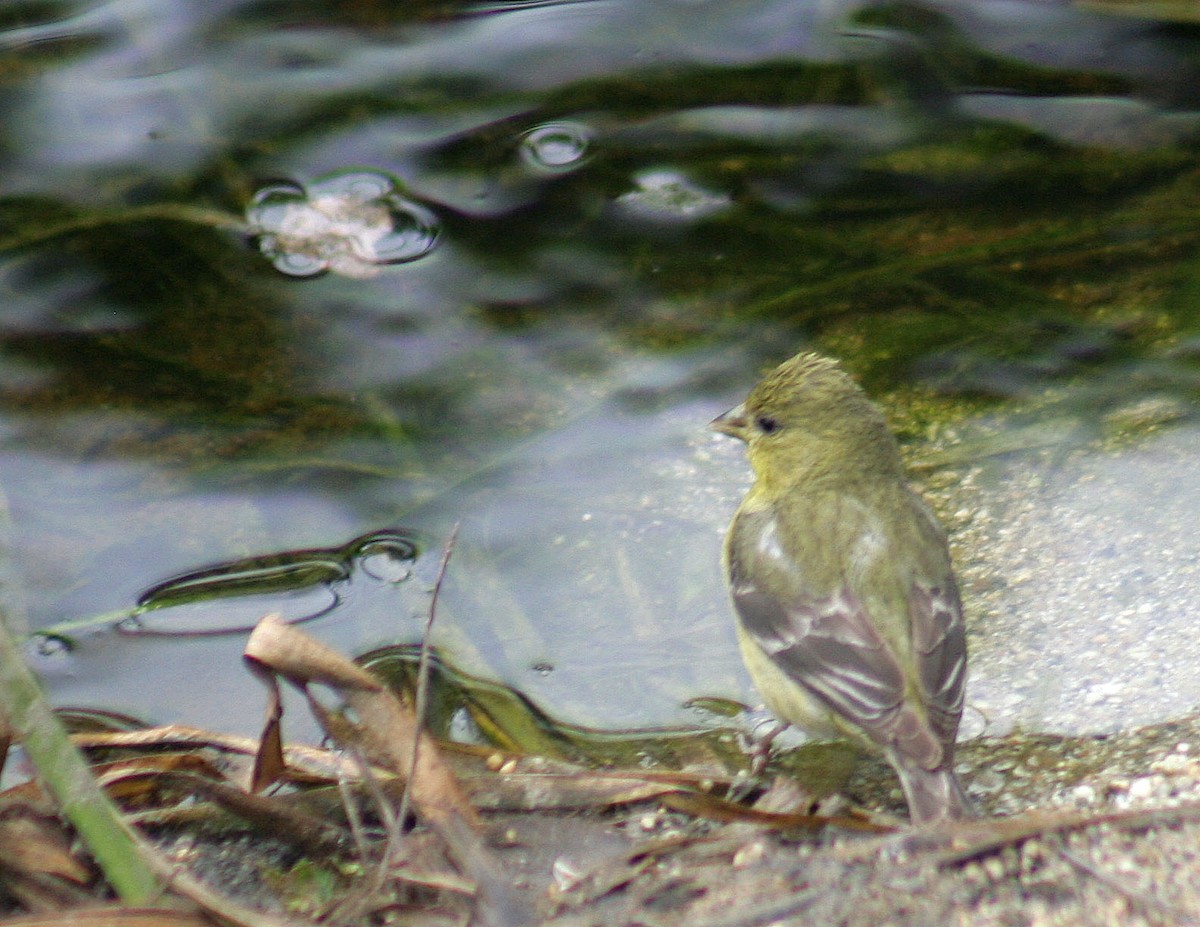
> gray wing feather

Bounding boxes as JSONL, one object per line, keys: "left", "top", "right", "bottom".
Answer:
{"left": 909, "top": 580, "right": 967, "bottom": 750}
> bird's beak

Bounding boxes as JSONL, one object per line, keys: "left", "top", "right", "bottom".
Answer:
{"left": 709, "top": 402, "right": 750, "bottom": 441}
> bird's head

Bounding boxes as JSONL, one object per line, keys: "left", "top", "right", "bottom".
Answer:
{"left": 710, "top": 352, "right": 902, "bottom": 487}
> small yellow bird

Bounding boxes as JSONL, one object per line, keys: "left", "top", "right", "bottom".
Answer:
{"left": 711, "top": 351, "right": 971, "bottom": 824}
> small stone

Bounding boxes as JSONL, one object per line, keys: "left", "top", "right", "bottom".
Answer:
{"left": 1152, "top": 754, "right": 1192, "bottom": 775}
{"left": 733, "top": 840, "right": 767, "bottom": 869}
{"left": 1127, "top": 777, "right": 1156, "bottom": 801}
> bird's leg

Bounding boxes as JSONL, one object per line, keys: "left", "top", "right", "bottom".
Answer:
{"left": 746, "top": 718, "right": 789, "bottom": 776}
{"left": 728, "top": 718, "right": 789, "bottom": 803}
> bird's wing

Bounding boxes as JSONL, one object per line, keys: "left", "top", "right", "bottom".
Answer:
{"left": 728, "top": 507, "right": 950, "bottom": 770}
{"left": 909, "top": 577, "right": 967, "bottom": 752}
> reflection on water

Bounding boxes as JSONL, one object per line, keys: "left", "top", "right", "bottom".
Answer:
{"left": 358, "top": 642, "right": 845, "bottom": 785}
{"left": 614, "top": 169, "right": 733, "bottom": 223}
{"left": 120, "top": 528, "right": 418, "bottom": 635}
{"left": 0, "top": 0, "right": 1199, "bottom": 738}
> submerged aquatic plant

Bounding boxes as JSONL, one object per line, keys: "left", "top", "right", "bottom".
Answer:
{"left": 247, "top": 171, "right": 440, "bottom": 278}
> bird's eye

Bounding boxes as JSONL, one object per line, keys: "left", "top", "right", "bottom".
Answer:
{"left": 755, "top": 415, "right": 781, "bottom": 434}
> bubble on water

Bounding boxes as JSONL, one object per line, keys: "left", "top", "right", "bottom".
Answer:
{"left": 33, "top": 633, "right": 73, "bottom": 658}
{"left": 354, "top": 531, "right": 418, "bottom": 584}
{"left": 247, "top": 171, "right": 440, "bottom": 279}
{"left": 614, "top": 168, "right": 732, "bottom": 223}
{"left": 519, "top": 121, "right": 592, "bottom": 174}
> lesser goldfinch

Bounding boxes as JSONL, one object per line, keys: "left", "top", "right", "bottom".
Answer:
{"left": 712, "top": 351, "right": 971, "bottom": 824}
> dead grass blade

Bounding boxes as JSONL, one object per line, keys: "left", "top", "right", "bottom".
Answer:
{"left": 95, "top": 767, "right": 345, "bottom": 855}
{"left": 0, "top": 906, "right": 216, "bottom": 927}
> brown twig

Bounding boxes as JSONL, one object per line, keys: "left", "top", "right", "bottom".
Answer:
{"left": 333, "top": 744, "right": 373, "bottom": 861}
{"left": 397, "top": 521, "right": 460, "bottom": 835}
{"left": 329, "top": 524, "right": 464, "bottom": 925}
{"left": 927, "top": 802, "right": 1200, "bottom": 868}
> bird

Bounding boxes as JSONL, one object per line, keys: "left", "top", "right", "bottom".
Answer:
{"left": 711, "top": 350, "right": 972, "bottom": 824}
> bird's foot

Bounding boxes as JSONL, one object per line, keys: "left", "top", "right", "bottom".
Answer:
{"left": 727, "top": 718, "right": 790, "bottom": 803}
{"left": 742, "top": 718, "right": 789, "bottom": 777}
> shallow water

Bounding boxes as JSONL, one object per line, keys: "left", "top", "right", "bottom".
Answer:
{"left": 4, "top": 0, "right": 1200, "bottom": 740}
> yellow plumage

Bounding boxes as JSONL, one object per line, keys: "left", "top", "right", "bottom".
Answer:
{"left": 712, "top": 351, "right": 971, "bottom": 824}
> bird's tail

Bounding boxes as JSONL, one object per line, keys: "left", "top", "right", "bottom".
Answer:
{"left": 891, "top": 755, "right": 974, "bottom": 826}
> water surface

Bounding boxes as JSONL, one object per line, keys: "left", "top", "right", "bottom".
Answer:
{"left": 3, "top": 0, "right": 1200, "bottom": 740}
